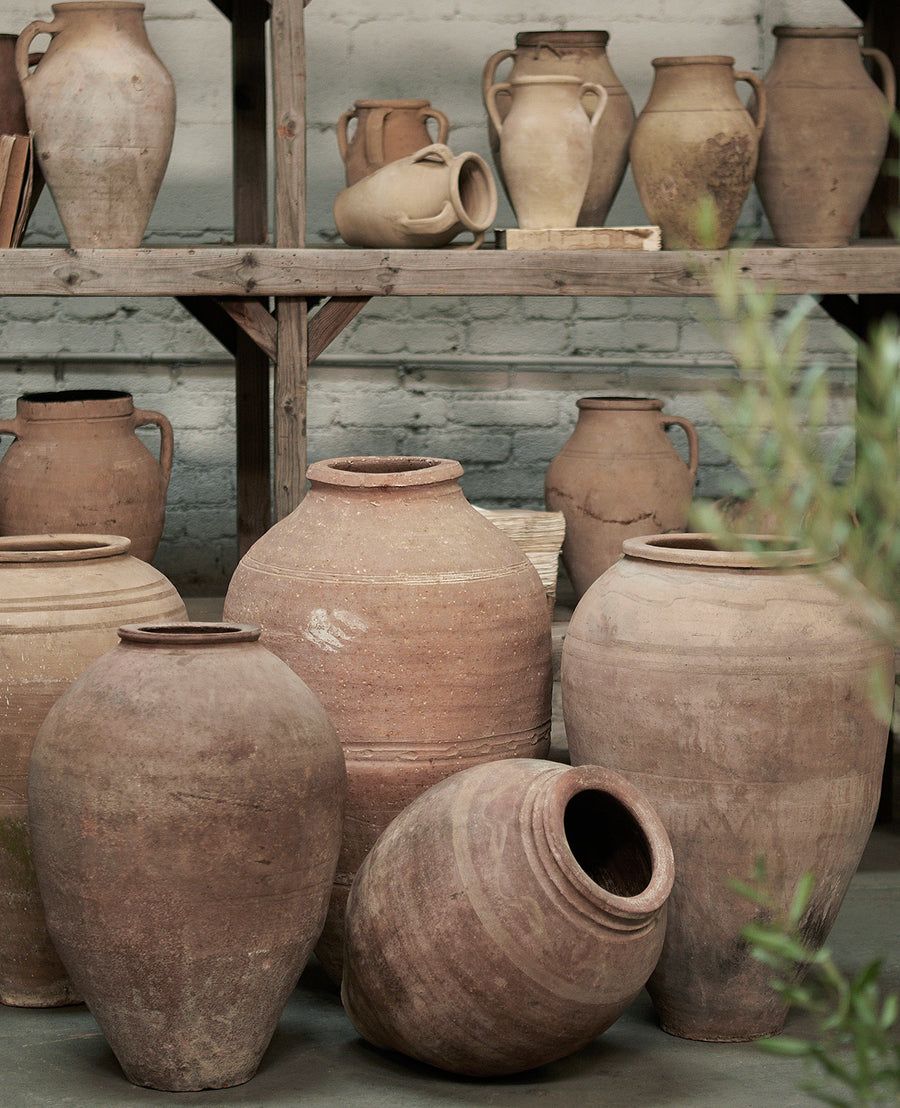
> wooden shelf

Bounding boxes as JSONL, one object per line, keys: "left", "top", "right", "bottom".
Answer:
{"left": 2, "top": 241, "right": 900, "bottom": 298}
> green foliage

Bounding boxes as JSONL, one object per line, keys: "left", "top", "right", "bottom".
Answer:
{"left": 734, "top": 863, "right": 900, "bottom": 1106}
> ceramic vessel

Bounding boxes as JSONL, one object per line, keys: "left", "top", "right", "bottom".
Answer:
{"left": 562, "top": 534, "right": 894, "bottom": 1041}
{"left": 544, "top": 397, "right": 699, "bottom": 598}
{"left": 223, "top": 456, "right": 553, "bottom": 980}
{"left": 343, "top": 758, "right": 674, "bottom": 1076}
{"left": 29, "top": 621, "right": 345, "bottom": 1091}
{"left": 756, "top": 26, "right": 895, "bottom": 247}
{"left": 629, "top": 56, "right": 765, "bottom": 248}
{"left": 337, "top": 98, "right": 450, "bottom": 185}
{"left": 16, "top": 1, "right": 176, "bottom": 248}
{"left": 482, "top": 30, "right": 635, "bottom": 226}
{"left": 0, "top": 534, "right": 185, "bottom": 1008}
{"left": 0, "top": 389, "right": 173, "bottom": 562}
{"left": 333, "top": 143, "right": 497, "bottom": 249}
{"left": 486, "top": 74, "right": 608, "bottom": 229}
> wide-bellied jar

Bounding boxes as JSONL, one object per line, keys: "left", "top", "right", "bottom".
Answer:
{"left": 562, "top": 534, "right": 894, "bottom": 1041}
{"left": 0, "top": 534, "right": 185, "bottom": 1007}
{"left": 223, "top": 456, "right": 553, "bottom": 980}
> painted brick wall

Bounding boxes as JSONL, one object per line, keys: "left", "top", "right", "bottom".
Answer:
{"left": 0, "top": 0, "right": 864, "bottom": 593}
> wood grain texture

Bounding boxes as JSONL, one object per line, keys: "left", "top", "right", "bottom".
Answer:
{"left": 4, "top": 243, "right": 900, "bottom": 297}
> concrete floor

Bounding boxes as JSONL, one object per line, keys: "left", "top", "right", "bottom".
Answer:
{"left": 3, "top": 597, "right": 897, "bottom": 1106}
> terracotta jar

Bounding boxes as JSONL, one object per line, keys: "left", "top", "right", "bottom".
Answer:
{"left": 544, "top": 397, "right": 699, "bottom": 599}
{"left": 337, "top": 98, "right": 450, "bottom": 186}
{"left": 482, "top": 31, "right": 635, "bottom": 227}
{"left": 343, "top": 758, "right": 674, "bottom": 1076}
{"left": 29, "top": 622, "right": 345, "bottom": 1091}
{"left": 223, "top": 456, "right": 553, "bottom": 980}
{"left": 756, "top": 26, "right": 896, "bottom": 247}
{"left": 0, "top": 534, "right": 185, "bottom": 1008}
{"left": 485, "top": 74, "right": 608, "bottom": 229}
{"left": 0, "top": 390, "right": 173, "bottom": 562}
{"left": 333, "top": 143, "right": 497, "bottom": 249}
{"left": 629, "top": 56, "right": 765, "bottom": 248}
{"left": 16, "top": 2, "right": 176, "bottom": 248}
{"left": 562, "top": 534, "right": 894, "bottom": 1041}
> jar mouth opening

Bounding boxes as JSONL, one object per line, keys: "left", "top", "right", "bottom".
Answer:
{"left": 0, "top": 533, "right": 131, "bottom": 562}
{"left": 576, "top": 396, "right": 663, "bottom": 410}
{"left": 515, "top": 30, "right": 610, "bottom": 47}
{"left": 565, "top": 789, "right": 654, "bottom": 897}
{"left": 118, "top": 622, "right": 260, "bottom": 645}
{"left": 773, "top": 25, "right": 862, "bottom": 38}
{"left": 307, "top": 455, "right": 464, "bottom": 488}
{"left": 19, "top": 389, "right": 132, "bottom": 405}
{"left": 651, "top": 54, "right": 735, "bottom": 68}
{"left": 622, "top": 532, "right": 823, "bottom": 568}
{"left": 352, "top": 98, "right": 431, "bottom": 109}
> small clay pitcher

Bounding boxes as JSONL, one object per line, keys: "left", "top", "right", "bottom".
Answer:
{"left": 756, "top": 26, "right": 896, "bottom": 247}
{"left": 0, "top": 534, "right": 185, "bottom": 1008}
{"left": 545, "top": 397, "right": 699, "bottom": 598}
{"left": 486, "top": 74, "right": 609, "bottom": 229}
{"left": 629, "top": 56, "right": 765, "bottom": 248}
{"left": 482, "top": 30, "right": 635, "bottom": 226}
{"left": 562, "top": 534, "right": 895, "bottom": 1042}
{"left": 29, "top": 622, "right": 346, "bottom": 1090}
{"left": 343, "top": 759, "right": 674, "bottom": 1076}
{"left": 333, "top": 143, "right": 497, "bottom": 249}
{"left": 337, "top": 98, "right": 450, "bottom": 185}
{"left": 16, "top": 2, "right": 176, "bottom": 247}
{"left": 0, "top": 389, "right": 174, "bottom": 562}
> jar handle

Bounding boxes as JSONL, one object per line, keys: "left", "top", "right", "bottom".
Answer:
{"left": 581, "top": 82, "right": 609, "bottom": 130}
{"left": 15, "top": 19, "right": 57, "bottom": 85}
{"left": 132, "top": 408, "right": 174, "bottom": 491}
{"left": 363, "top": 106, "right": 391, "bottom": 168}
{"left": 734, "top": 70, "right": 766, "bottom": 139}
{"left": 417, "top": 106, "right": 450, "bottom": 146}
{"left": 485, "top": 81, "right": 510, "bottom": 139}
{"left": 862, "top": 47, "right": 897, "bottom": 112}
{"left": 662, "top": 415, "right": 700, "bottom": 477}
{"left": 482, "top": 49, "right": 516, "bottom": 110}
{"left": 336, "top": 106, "right": 357, "bottom": 165}
{"left": 0, "top": 417, "right": 22, "bottom": 439}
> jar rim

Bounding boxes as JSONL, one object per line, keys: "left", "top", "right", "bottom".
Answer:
{"left": 515, "top": 29, "right": 611, "bottom": 46}
{"left": 651, "top": 54, "right": 736, "bottom": 68}
{"left": 117, "top": 622, "right": 260, "bottom": 645}
{"left": 622, "top": 532, "right": 824, "bottom": 568}
{"left": 772, "top": 25, "right": 863, "bottom": 39}
{"left": 352, "top": 98, "right": 432, "bottom": 109}
{"left": 307, "top": 456, "right": 463, "bottom": 488}
{"left": 576, "top": 396, "right": 663, "bottom": 410}
{"left": 0, "top": 534, "right": 131, "bottom": 562}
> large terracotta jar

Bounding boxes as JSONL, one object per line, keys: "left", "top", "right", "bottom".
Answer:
{"left": 0, "top": 534, "right": 185, "bottom": 1008}
{"left": 29, "top": 622, "right": 345, "bottom": 1091}
{"left": 629, "top": 56, "right": 765, "bottom": 248}
{"left": 562, "top": 534, "right": 894, "bottom": 1041}
{"left": 545, "top": 397, "right": 699, "bottom": 599}
{"left": 337, "top": 98, "right": 450, "bottom": 186}
{"left": 756, "top": 26, "right": 896, "bottom": 247}
{"left": 482, "top": 31, "right": 635, "bottom": 226}
{"left": 0, "top": 390, "right": 173, "bottom": 562}
{"left": 223, "top": 456, "right": 553, "bottom": 980}
{"left": 16, "top": 2, "right": 176, "bottom": 248}
{"left": 485, "top": 74, "right": 608, "bottom": 229}
{"left": 343, "top": 758, "right": 674, "bottom": 1076}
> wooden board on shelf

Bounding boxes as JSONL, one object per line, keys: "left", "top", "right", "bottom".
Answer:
{"left": 496, "top": 226, "right": 662, "bottom": 251}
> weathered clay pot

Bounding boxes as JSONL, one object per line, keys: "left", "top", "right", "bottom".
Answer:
{"left": 756, "top": 26, "right": 896, "bottom": 247}
{"left": 29, "top": 621, "right": 345, "bottom": 1091}
{"left": 544, "top": 397, "right": 699, "bottom": 599}
{"left": 343, "top": 758, "right": 674, "bottom": 1076}
{"left": 483, "top": 30, "right": 635, "bottom": 226}
{"left": 223, "top": 456, "right": 553, "bottom": 980}
{"left": 16, "top": 2, "right": 176, "bottom": 248}
{"left": 562, "top": 534, "right": 894, "bottom": 1041}
{"left": 337, "top": 98, "right": 450, "bottom": 186}
{"left": 0, "top": 390, "right": 173, "bottom": 562}
{"left": 0, "top": 534, "right": 185, "bottom": 1008}
{"left": 333, "top": 142, "right": 497, "bottom": 249}
{"left": 630, "top": 56, "right": 765, "bottom": 248}
{"left": 486, "top": 74, "right": 608, "bottom": 229}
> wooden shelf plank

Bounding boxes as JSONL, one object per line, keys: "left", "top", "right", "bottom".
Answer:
{"left": 3, "top": 243, "right": 900, "bottom": 298}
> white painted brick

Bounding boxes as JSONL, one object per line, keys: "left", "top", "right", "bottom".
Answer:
{"left": 468, "top": 320, "right": 570, "bottom": 356}
{"left": 573, "top": 320, "right": 680, "bottom": 353}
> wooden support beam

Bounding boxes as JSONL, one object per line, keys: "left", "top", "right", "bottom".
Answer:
{"left": 219, "top": 298, "right": 277, "bottom": 360}
{"left": 232, "top": 0, "right": 271, "bottom": 551}
{"left": 308, "top": 296, "right": 370, "bottom": 363}
{"left": 177, "top": 296, "right": 237, "bottom": 356}
{"left": 818, "top": 293, "right": 863, "bottom": 339}
{"left": 271, "top": 0, "right": 308, "bottom": 518}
